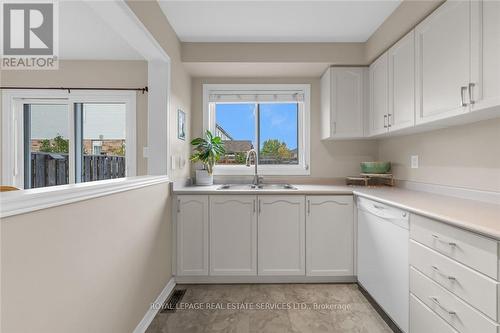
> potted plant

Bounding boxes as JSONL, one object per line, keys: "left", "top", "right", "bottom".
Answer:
{"left": 190, "top": 130, "right": 225, "bottom": 185}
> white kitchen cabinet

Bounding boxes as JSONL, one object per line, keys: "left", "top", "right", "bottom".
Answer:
{"left": 176, "top": 195, "right": 209, "bottom": 276}
{"left": 369, "top": 52, "right": 389, "bottom": 135}
{"left": 415, "top": 0, "right": 478, "bottom": 124}
{"left": 209, "top": 195, "right": 257, "bottom": 276}
{"left": 306, "top": 196, "right": 354, "bottom": 276}
{"left": 321, "top": 67, "right": 367, "bottom": 139}
{"left": 388, "top": 30, "right": 415, "bottom": 131}
{"left": 471, "top": 0, "right": 500, "bottom": 111}
{"left": 258, "top": 195, "right": 305, "bottom": 276}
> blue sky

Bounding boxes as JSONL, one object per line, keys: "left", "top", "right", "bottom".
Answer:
{"left": 216, "top": 103, "right": 298, "bottom": 149}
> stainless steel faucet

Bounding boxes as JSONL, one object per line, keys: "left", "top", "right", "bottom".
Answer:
{"left": 245, "top": 149, "right": 262, "bottom": 186}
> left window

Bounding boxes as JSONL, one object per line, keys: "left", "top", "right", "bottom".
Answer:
{"left": 2, "top": 90, "right": 136, "bottom": 189}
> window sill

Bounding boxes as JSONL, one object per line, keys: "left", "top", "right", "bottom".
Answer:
{"left": 0, "top": 176, "right": 170, "bottom": 218}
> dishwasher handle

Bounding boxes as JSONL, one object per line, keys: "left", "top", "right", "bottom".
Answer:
{"left": 358, "top": 197, "right": 409, "bottom": 222}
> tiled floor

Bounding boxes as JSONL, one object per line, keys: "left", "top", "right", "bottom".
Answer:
{"left": 146, "top": 284, "right": 393, "bottom": 333}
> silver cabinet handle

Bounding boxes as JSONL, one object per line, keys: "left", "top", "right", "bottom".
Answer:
{"left": 432, "top": 234, "right": 457, "bottom": 247}
{"left": 429, "top": 297, "right": 456, "bottom": 315}
{"left": 258, "top": 199, "right": 262, "bottom": 214}
{"left": 383, "top": 114, "right": 388, "bottom": 128}
{"left": 333, "top": 121, "right": 336, "bottom": 134}
{"left": 431, "top": 265, "right": 457, "bottom": 281}
{"left": 373, "top": 204, "right": 385, "bottom": 210}
{"left": 177, "top": 199, "right": 180, "bottom": 213}
{"left": 460, "top": 86, "right": 468, "bottom": 107}
{"left": 253, "top": 199, "right": 256, "bottom": 213}
{"left": 468, "top": 82, "right": 475, "bottom": 105}
{"left": 387, "top": 114, "right": 392, "bottom": 127}
{"left": 307, "top": 200, "right": 311, "bottom": 215}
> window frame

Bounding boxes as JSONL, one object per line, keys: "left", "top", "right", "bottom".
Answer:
{"left": 1, "top": 89, "right": 136, "bottom": 189}
{"left": 203, "top": 84, "right": 311, "bottom": 176}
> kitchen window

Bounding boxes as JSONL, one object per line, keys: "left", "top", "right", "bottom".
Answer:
{"left": 203, "top": 84, "right": 310, "bottom": 175}
{"left": 2, "top": 90, "right": 136, "bottom": 189}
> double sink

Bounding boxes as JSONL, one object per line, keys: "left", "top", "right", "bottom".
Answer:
{"left": 216, "top": 183, "right": 298, "bottom": 191}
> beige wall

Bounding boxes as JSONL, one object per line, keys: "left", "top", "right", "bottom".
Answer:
{"left": 378, "top": 119, "right": 500, "bottom": 192}
{"left": 365, "top": 0, "right": 443, "bottom": 63}
{"left": 127, "top": 0, "right": 192, "bottom": 181}
{"left": 0, "top": 60, "right": 149, "bottom": 176}
{"left": 1, "top": 183, "right": 171, "bottom": 333}
{"left": 192, "top": 77, "right": 378, "bottom": 179}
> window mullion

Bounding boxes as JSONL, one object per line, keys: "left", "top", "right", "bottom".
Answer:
{"left": 67, "top": 100, "right": 76, "bottom": 184}
{"left": 255, "top": 103, "right": 260, "bottom": 166}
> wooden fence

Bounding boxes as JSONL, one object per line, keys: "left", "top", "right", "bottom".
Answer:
{"left": 30, "top": 152, "right": 125, "bottom": 188}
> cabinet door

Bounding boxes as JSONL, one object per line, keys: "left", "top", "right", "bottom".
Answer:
{"left": 388, "top": 30, "right": 415, "bottom": 131}
{"left": 176, "top": 195, "right": 209, "bottom": 276}
{"left": 331, "top": 68, "right": 365, "bottom": 138}
{"left": 369, "top": 53, "right": 389, "bottom": 135}
{"left": 306, "top": 196, "right": 354, "bottom": 276}
{"left": 258, "top": 196, "right": 305, "bottom": 276}
{"left": 471, "top": 0, "right": 500, "bottom": 111}
{"left": 209, "top": 195, "right": 257, "bottom": 276}
{"left": 415, "top": 0, "right": 471, "bottom": 124}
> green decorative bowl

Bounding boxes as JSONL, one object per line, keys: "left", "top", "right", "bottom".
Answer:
{"left": 360, "top": 162, "right": 391, "bottom": 174}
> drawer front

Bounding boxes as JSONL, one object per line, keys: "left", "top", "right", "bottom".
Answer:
{"left": 410, "top": 267, "right": 499, "bottom": 333}
{"left": 410, "top": 214, "right": 498, "bottom": 279}
{"left": 410, "top": 294, "right": 458, "bottom": 333}
{"left": 410, "top": 240, "right": 498, "bottom": 321}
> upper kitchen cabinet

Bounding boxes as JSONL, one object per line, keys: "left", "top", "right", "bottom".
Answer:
{"left": 414, "top": 0, "right": 477, "bottom": 124}
{"left": 369, "top": 52, "right": 389, "bottom": 135}
{"left": 321, "top": 67, "right": 367, "bottom": 139}
{"left": 471, "top": 0, "right": 500, "bottom": 112}
{"left": 388, "top": 30, "right": 415, "bottom": 131}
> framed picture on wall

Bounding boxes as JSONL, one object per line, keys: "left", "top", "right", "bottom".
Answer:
{"left": 177, "top": 109, "right": 186, "bottom": 140}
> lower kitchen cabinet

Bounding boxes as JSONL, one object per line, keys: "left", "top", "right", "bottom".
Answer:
{"left": 306, "top": 195, "right": 354, "bottom": 276}
{"left": 209, "top": 195, "right": 257, "bottom": 276}
{"left": 258, "top": 195, "right": 305, "bottom": 276}
{"left": 176, "top": 195, "right": 209, "bottom": 276}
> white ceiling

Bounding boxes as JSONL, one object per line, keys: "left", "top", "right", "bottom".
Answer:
{"left": 159, "top": 0, "right": 402, "bottom": 43}
{"left": 59, "top": 1, "right": 143, "bottom": 60}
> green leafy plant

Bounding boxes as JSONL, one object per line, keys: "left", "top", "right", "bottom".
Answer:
{"left": 260, "top": 139, "right": 292, "bottom": 160}
{"left": 39, "top": 135, "right": 69, "bottom": 153}
{"left": 190, "top": 130, "right": 225, "bottom": 174}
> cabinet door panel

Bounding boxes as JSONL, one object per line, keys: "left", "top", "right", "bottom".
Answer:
{"left": 306, "top": 196, "right": 353, "bottom": 276}
{"left": 210, "top": 195, "right": 257, "bottom": 276}
{"left": 258, "top": 196, "right": 305, "bottom": 276}
{"left": 176, "top": 195, "right": 209, "bottom": 276}
{"left": 332, "top": 68, "right": 365, "bottom": 138}
{"left": 369, "top": 53, "right": 389, "bottom": 135}
{"left": 472, "top": 0, "right": 500, "bottom": 111}
{"left": 415, "top": 0, "right": 470, "bottom": 124}
{"left": 388, "top": 30, "right": 415, "bottom": 131}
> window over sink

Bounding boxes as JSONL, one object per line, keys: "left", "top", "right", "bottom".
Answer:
{"left": 203, "top": 84, "right": 310, "bottom": 175}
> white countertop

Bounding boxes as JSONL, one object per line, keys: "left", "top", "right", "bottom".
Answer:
{"left": 353, "top": 187, "right": 500, "bottom": 241}
{"left": 172, "top": 183, "right": 354, "bottom": 195}
{"left": 173, "top": 182, "right": 500, "bottom": 240}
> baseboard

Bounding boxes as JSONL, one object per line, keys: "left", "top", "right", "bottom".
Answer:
{"left": 174, "top": 275, "right": 356, "bottom": 284}
{"left": 133, "top": 277, "right": 176, "bottom": 333}
{"left": 357, "top": 282, "right": 403, "bottom": 333}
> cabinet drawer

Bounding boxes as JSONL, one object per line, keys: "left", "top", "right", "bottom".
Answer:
{"left": 410, "top": 214, "right": 498, "bottom": 279}
{"left": 410, "top": 294, "right": 459, "bottom": 333}
{"left": 410, "top": 268, "right": 499, "bottom": 333}
{"left": 410, "top": 240, "right": 499, "bottom": 321}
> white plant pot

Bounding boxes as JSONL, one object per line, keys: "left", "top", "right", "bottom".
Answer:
{"left": 195, "top": 169, "right": 213, "bottom": 186}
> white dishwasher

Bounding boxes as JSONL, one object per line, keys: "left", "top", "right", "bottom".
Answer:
{"left": 357, "top": 197, "right": 409, "bottom": 333}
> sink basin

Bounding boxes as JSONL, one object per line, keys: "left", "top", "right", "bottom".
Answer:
{"left": 216, "top": 184, "right": 258, "bottom": 190}
{"left": 256, "top": 184, "right": 297, "bottom": 190}
{"left": 216, "top": 184, "right": 297, "bottom": 190}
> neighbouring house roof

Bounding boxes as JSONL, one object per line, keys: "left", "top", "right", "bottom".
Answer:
{"left": 223, "top": 140, "right": 253, "bottom": 153}
{"left": 216, "top": 124, "right": 233, "bottom": 140}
